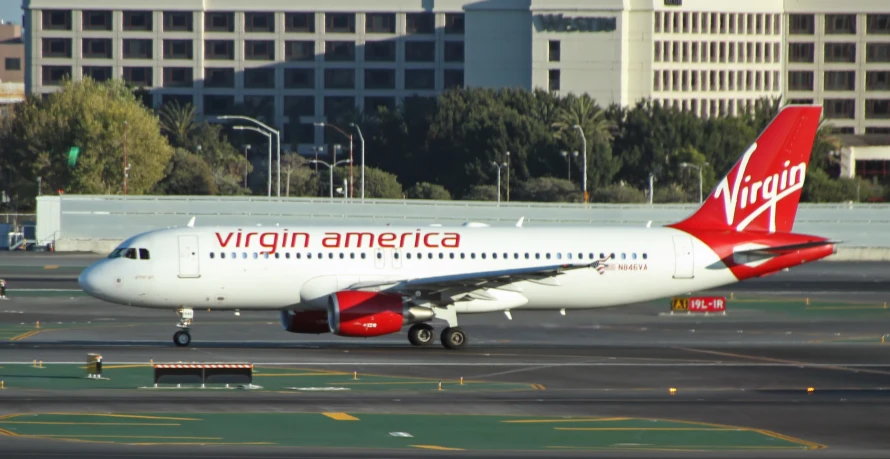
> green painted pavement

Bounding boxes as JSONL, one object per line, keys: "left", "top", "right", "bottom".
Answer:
{"left": 4, "top": 290, "right": 87, "bottom": 297}
{"left": 729, "top": 297, "right": 890, "bottom": 318}
{"left": 0, "top": 364, "right": 537, "bottom": 392}
{"left": 0, "top": 412, "right": 824, "bottom": 451}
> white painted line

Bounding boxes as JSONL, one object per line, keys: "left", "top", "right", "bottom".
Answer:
{"left": 0, "top": 361, "right": 889, "bottom": 367}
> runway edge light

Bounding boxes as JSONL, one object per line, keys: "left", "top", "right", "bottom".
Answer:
{"left": 669, "top": 388, "right": 677, "bottom": 395}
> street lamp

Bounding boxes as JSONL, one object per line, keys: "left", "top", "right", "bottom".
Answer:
{"left": 233, "top": 126, "right": 272, "bottom": 197}
{"left": 350, "top": 123, "right": 365, "bottom": 201}
{"left": 315, "top": 122, "right": 354, "bottom": 199}
{"left": 505, "top": 151, "right": 511, "bottom": 202}
{"left": 560, "top": 150, "right": 578, "bottom": 181}
{"left": 243, "top": 144, "right": 251, "bottom": 188}
{"left": 310, "top": 159, "right": 352, "bottom": 199}
{"left": 680, "top": 162, "right": 708, "bottom": 204}
{"left": 492, "top": 160, "right": 508, "bottom": 204}
{"left": 572, "top": 125, "right": 588, "bottom": 203}
{"left": 219, "top": 115, "right": 280, "bottom": 198}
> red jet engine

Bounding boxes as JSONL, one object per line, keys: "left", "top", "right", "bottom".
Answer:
{"left": 327, "top": 291, "right": 434, "bottom": 337}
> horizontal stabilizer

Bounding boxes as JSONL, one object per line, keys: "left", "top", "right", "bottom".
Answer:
{"left": 734, "top": 240, "right": 840, "bottom": 257}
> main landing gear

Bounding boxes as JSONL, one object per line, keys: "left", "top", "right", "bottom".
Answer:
{"left": 407, "top": 323, "right": 468, "bottom": 350}
{"left": 173, "top": 307, "right": 194, "bottom": 347}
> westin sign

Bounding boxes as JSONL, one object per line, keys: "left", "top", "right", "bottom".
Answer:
{"left": 536, "top": 14, "right": 617, "bottom": 32}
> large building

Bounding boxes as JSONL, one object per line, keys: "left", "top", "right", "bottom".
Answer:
{"left": 0, "top": 21, "right": 25, "bottom": 117}
{"left": 21, "top": 0, "right": 890, "bottom": 152}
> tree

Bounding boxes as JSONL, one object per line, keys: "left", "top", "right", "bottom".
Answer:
{"left": 158, "top": 100, "right": 199, "bottom": 148}
{"left": 0, "top": 78, "right": 173, "bottom": 205}
{"left": 461, "top": 185, "right": 498, "bottom": 201}
{"left": 153, "top": 148, "right": 217, "bottom": 195}
{"left": 281, "top": 153, "right": 318, "bottom": 197}
{"left": 551, "top": 93, "right": 620, "bottom": 189}
{"left": 187, "top": 123, "right": 251, "bottom": 195}
{"left": 334, "top": 166, "right": 403, "bottom": 199}
{"left": 407, "top": 182, "right": 452, "bottom": 200}
{"left": 513, "top": 177, "right": 579, "bottom": 202}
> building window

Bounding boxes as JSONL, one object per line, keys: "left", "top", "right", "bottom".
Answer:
{"left": 42, "top": 38, "right": 71, "bottom": 58}
{"left": 445, "top": 13, "right": 464, "bottom": 34}
{"left": 123, "top": 39, "right": 152, "bottom": 59}
{"left": 444, "top": 69, "right": 463, "bottom": 89}
{"left": 825, "top": 14, "right": 856, "bottom": 35}
{"left": 285, "top": 41, "right": 314, "bottom": 61}
{"left": 163, "top": 12, "right": 193, "bottom": 32}
{"left": 82, "top": 39, "right": 112, "bottom": 59}
{"left": 787, "top": 71, "right": 813, "bottom": 91}
{"left": 162, "top": 95, "right": 192, "bottom": 109}
{"left": 364, "top": 69, "right": 395, "bottom": 89}
{"left": 549, "top": 69, "right": 560, "bottom": 91}
{"left": 205, "top": 12, "right": 234, "bottom": 32}
{"left": 163, "top": 67, "right": 193, "bottom": 87}
{"left": 364, "top": 96, "right": 395, "bottom": 114}
{"left": 324, "top": 69, "right": 355, "bottom": 89}
{"left": 82, "top": 10, "right": 112, "bottom": 31}
{"left": 325, "top": 13, "right": 355, "bottom": 33}
{"left": 549, "top": 40, "right": 560, "bottom": 62}
{"left": 123, "top": 11, "right": 152, "bottom": 31}
{"left": 204, "top": 68, "right": 234, "bottom": 88}
{"left": 444, "top": 41, "right": 464, "bottom": 62}
{"left": 123, "top": 67, "right": 153, "bottom": 86}
{"left": 824, "top": 71, "right": 856, "bottom": 91}
{"left": 867, "top": 14, "right": 890, "bottom": 35}
{"left": 42, "top": 65, "right": 71, "bottom": 85}
{"left": 866, "top": 100, "right": 890, "bottom": 119}
{"left": 285, "top": 13, "right": 314, "bottom": 32}
{"left": 405, "top": 69, "right": 434, "bottom": 90}
{"left": 244, "top": 68, "right": 275, "bottom": 89}
{"left": 325, "top": 41, "right": 355, "bottom": 61}
{"left": 163, "top": 40, "right": 193, "bottom": 60}
{"left": 245, "top": 12, "right": 274, "bottom": 33}
{"left": 82, "top": 66, "right": 112, "bottom": 81}
{"left": 284, "top": 68, "right": 315, "bottom": 89}
{"left": 789, "top": 14, "right": 814, "bottom": 35}
{"left": 824, "top": 99, "right": 855, "bottom": 119}
{"left": 867, "top": 43, "right": 890, "bottom": 63}
{"left": 788, "top": 43, "right": 814, "bottom": 63}
{"left": 42, "top": 10, "right": 71, "bottom": 30}
{"left": 405, "top": 41, "right": 435, "bottom": 62}
{"left": 866, "top": 127, "right": 890, "bottom": 134}
{"left": 204, "top": 95, "right": 234, "bottom": 116}
{"left": 324, "top": 96, "right": 354, "bottom": 118}
{"left": 204, "top": 40, "right": 234, "bottom": 60}
{"left": 5, "top": 58, "right": 21, "bottom": 71}
{"left": 284, "top": 95, "right": 315, "bottom": 118}
{"left": 365, "top": 41, "right": 396, "bottom": 62}
{"left": 867, "top": 71, "right": 890, "bottom": 91}
{"left": 245, "top": 40, "right": 275, "bottom": 60}
{"left": 366, "top": 13, "right": 395, "bottom": 33}
{"left": 243, "top": 95, "right": 274, "bottom": 121}
{"left": 284, "top": 122, "right": 315, "bottom": 145}
{"left": 406, "top": 13, "right": 435, "bottom": 34}
{"left": 788, "top": 98, "right": 814, "bottom": 104}
{"left": 825, "top": 43, "right": 856, "bottom": 63}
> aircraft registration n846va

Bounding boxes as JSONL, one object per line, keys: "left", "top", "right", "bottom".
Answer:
{"left": 79, "top": 105, "right": 837, "bottom": 350}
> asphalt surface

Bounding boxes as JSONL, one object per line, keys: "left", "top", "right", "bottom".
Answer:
{"left": 0, "top": 255, "right": 889, "bottom": 458}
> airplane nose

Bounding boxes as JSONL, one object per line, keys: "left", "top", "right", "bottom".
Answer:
{"left": 78, "top": 264, "right": 101, "bottom": 296}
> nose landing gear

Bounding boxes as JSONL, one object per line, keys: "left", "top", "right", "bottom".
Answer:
{"left": 173, "top": 307, "right": 194, "bottom": 347}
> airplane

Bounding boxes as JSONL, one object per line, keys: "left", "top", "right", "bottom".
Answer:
{"left": 78, "top": 105, "right": 836, "bottom": 350}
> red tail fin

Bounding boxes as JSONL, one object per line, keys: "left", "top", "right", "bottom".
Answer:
{"left": 670, "top": 105, "right": 822, "bottom": 234}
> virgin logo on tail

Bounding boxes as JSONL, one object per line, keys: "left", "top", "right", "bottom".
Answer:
{"left": 715, "top": 143, "right": 807, "bottom": 232}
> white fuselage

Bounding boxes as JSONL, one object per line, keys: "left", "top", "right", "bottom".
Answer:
{"left": 79, "top": 224, "right": 738, "bottom": 313}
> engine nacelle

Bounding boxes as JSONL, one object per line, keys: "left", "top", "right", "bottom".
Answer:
{"left": 280, "top": 309, "right": 331, "bottom": 334}
{"left": 327, "top": 291, "right": 435, "bottom": 337}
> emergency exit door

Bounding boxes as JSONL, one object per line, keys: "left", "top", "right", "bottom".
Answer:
{"left": 672, "top": 235, "right": 694, "bottom": 279}
{"left": 178, "top": 235, "right": 200, "bottom": 278}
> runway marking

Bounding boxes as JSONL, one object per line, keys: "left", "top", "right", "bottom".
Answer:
{"left": 663, "top": 418, "right": 826, "bottom": 450}
{"left": 43, "top": 265, "right": 59, "bottom": 270}
{"left": 532, "top": 384, "right": 547, "bottom": 390}
{"left": 556, "top": 427, "right": 736, "bottom": 431}
{"left": 0, "top": 427, "right": 17, "bottom": 437}
{"left": 322, "top": 412, "right": 359, "bottom": 421}
{"left": 25, "top": 414, "right": 200, "bottom": 421}
{"left": 0, "top": 422, "right": 182, "bottom": 426}
{"left": 674, "top": 347, "right": 890, "bottom": 377}
{"left": 3, "top": 361, "right": 890, "bottom": 367}
{"left": 32, "top": 435, "right": 223, "bottom": 440}
{"left": 410, "top": 445, "right": 465, "bottom": 451}
{"left": 504, "top": 418, "right": 630, "bottom": 423}
{"left": 8, "top": 330, "right": 42, "bottom": 341}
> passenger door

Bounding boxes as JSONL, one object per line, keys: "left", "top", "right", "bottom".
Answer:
{"left": 672, "top": 235, "right": 694, "bottom": 279}
{"left": 177, "top": 235, "right": 200, "bottom": 278}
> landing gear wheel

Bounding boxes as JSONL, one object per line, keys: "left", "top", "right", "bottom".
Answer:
{"left": 408, "top": 324, "right": 435, "bottom": 346}
{"left": 173, "top": 330, "right": 191, "bottom": 347}
{"left": 440, "top": 327, "right": 467, "bottom": 350}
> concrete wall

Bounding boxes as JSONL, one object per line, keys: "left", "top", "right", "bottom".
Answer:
{"left": 37, "top": 195, "right": 890, "bottom": 260}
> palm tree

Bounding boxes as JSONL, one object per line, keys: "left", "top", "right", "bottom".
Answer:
{"left": 551, "top": 94, "right": 618, "bottom": 190}
{"left": 158, "top": 100, "right": 198, "bottom": 148}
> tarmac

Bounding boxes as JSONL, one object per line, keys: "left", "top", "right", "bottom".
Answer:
{"left": 0, "top": 254, "right": 889, "bottom": 458}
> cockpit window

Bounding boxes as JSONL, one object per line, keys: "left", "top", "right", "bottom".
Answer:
{"left": 139, "top": 248, "right": 150, "bottom": 260}
{"left": 124, "top": 248, "right": 137, "bottom": 259}
{"left": 108, "top": 248, "right": 125, "bottom": 258}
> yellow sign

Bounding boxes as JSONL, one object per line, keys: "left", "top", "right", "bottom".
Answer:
{"left": 671, "top": 297, "right": 689, "bottom": 311}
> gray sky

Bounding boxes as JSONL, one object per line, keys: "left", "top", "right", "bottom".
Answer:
{"left": 0, "top": 1, "right": 23, "bottom": 24}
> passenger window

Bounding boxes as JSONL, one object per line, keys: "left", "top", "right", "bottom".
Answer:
{"left": 328, "top": 253, "right": 333, "bottom": 259}
{"left": 546, "top": 253, "right": 551, "bottom": 259}
{"left": 340, "top": 253, "right": 345, "bottom": 259}
{"left": 525, "top": 253, "right": 529, "bottom": 259}
{"left": 481, "top": 253, "right": 487, "bottom": 259}
{"left": 297, "top": 253, "right": 302, "bottom": 259}
{"left": 460, "top": 253, "right": 465, "bottom": 259}
{"left": 643, "top": 253, "right": 648, "bottom": 259}
{"left": 632, "top": 253, "right": 637, "bottom": 259}
{"left": 407, "top": 253, "right": 412, "bottom": 259}
{"left": 139, "top": 248, "right": 150, "bottom": 260}
{"left": 439, "top": 253, "right": 444, "bottom": 259}
{"left": 621, "top": 253, "right": 626, "bottom": 260}
{"left": 361, "top": 253, "right": 366, "bottom": 259}
{"left": 503, "top": 253, "right": 508, "bottom": 259}
{"left": 350, "top": 253, "right": 355, "bottom": 259}
{"left": 210, "top": 252, "right": 215, "bottom": 259}
{"left": 220, "top": 252, "right": 226, "bottom": 259}
{"left": 274, "top": 253, "right": 280, "bottom": 259}
{"left": 535, "top": 253, "right": 540, "bottom": 259}
{"left": 286, "top": 253, "right": 290, "bottom": 259}
{"left": 514, "top": 253, "right": 519, "bottom": 259}
{"left": 428, "top": 253, "right": 433, "bottom": 259}
{"left": 471, "top": 253, "right": 476, "bottom": 259}
{"left": 264, "top": 253, "right": 269, "bottom": 259}
{"left": 394, "top": 252, "right": 399, "bottom": 259}
{"left": 492, "top": 253, "right": 497, "bottom": 259}
{"left": 377, "top": 252, "right": 383, "bottom": 259}
{"left": 449, "top": 253, "right": 455, "bottom": 259}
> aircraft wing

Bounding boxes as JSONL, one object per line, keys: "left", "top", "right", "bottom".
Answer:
{"left": 345, "top": 262, "right": 595, "bottom": 297}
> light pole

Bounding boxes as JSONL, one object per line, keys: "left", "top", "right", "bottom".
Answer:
{"left": 122, "top": 120, "right": 129, "bottom": 195}
{"left": 350, "top": 122, "right": 365, "bottom": 201}
{"left": 310, "top": 159, "right": 351, "bottom": 199}
{"left": 219, "top": 115, "right": 280, "bottom": 198}
{"left": 233, "top": 126, "right": 272, "bottom": 197}
{"left": 315, "top": 122, "right": 354, "bottom": 199}
{"left": 680, "top": 162, "right": 707, "bottom": 204}
{"left": 243, "top": 144, "right": 251, "bottom": 188}
{"left": 492, "top": 160, "right": 508, "bottom": 204}
{"left": 573, "top": 125, "right": 588, "bottom": 203}
{"left": 505, "top": 151, "right": 511, "bottom": 202}
{"left": 560, "top": 150, "right": 578, "bottom": 181}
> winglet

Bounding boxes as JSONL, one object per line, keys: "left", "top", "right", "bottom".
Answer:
{"left": 516, "top": 217, "right": 525, "bottom": 228}
{"left": 187, "top": 216, "right": 196, "bottom": 227}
